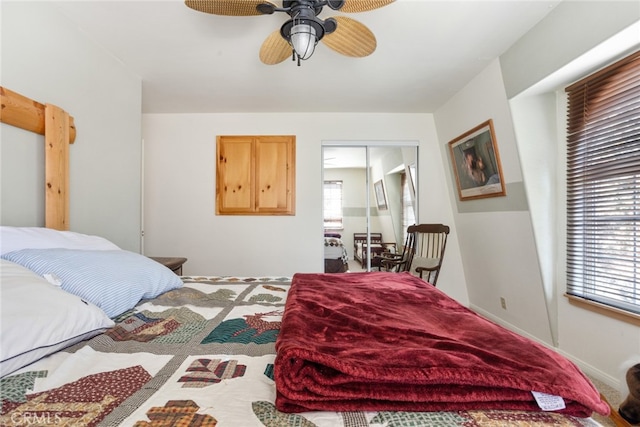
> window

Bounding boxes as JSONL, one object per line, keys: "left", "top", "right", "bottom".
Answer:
{"left": 401, "top": 172, "right": 416, "bottom": 243}
{"left": 323, "top": 180, "right": 343, "bottom": 229}
{"left": 565, "top": 51, "right": 640, "bottom": 315}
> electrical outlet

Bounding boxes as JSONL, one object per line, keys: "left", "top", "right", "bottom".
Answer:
{"left": 500, "top": 297, "right": 507, "bottom": 310}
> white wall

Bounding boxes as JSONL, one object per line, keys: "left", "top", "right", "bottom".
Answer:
{"left": 500, "top": 0, "right": 640, "bottom": 99}
{"left": 437, "top": 1, "right": 640, "bottom": 387}
{"left": 141, "top": 112, "right": 468, "bottom": 302}
{"left": 1, "top": 2, "right": 143, "bottom": 251}
{"left": 434, "top": 60, "right": 553, "bottom": 346}
{"left": 502, "top": 2, "right": 640, "bottom": 387}
{"left": 511, "top": 87, "right": 640, "bottom": 386}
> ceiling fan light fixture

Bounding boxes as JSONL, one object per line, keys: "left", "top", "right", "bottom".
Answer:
{"left": 290, "top": 23, "right": 317, "bottom": 60}
{"left": 187, "top": 0, "right": 396, "bottom": 66}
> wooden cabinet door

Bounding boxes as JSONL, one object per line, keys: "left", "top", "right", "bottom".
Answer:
{"left": 216, "top": 136, "right": 255, "bottom": 214}
{"left": 216, "top": 135, "right": 295, "bottom": 215}
{"left": 255, "top": 136, "right": 295, "bottom": 214}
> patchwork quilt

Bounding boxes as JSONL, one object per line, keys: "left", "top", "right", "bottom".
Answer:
{"left": 324, "top": 237, "right": 348, "bottom": 263}
{"left": 0, "top": 276, "right": 605, "bottom": 426}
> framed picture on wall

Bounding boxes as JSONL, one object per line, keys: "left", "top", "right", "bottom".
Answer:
{"left": 448, "top": 119, "right": 506, "bottom": 201}
{"left": 374, "top": 179, "right": 388, "bottom": 210}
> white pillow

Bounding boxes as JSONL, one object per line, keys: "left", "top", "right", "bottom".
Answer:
{"left": 2, "top": 248, "right": 184, "bottom": 318}
{"left": 0, "top": 226, "right": 120, "bottom": 255}
{"left": 0, "top": 259, "right": 115, "bottom": 378}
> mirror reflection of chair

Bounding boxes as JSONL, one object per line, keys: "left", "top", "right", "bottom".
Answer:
{"left": 377, "top": 225, "right": 418, "bottom": 273}
{"left": 409, "top": 223, "right": 450, "bottom": 286}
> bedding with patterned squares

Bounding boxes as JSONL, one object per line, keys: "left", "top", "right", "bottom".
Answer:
{"left": 1, "top": 274, "right": 607, "bottom": 427}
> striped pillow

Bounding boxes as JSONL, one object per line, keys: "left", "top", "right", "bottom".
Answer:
{"left": 2, "top": 248, "right": 183, "bottom": 318}
{"left": 0, "top": 226, "right": 120, "bottom": 255}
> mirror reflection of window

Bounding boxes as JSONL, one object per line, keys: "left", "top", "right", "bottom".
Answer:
{"left": 402, "top": 172, "right": 416, "bottom": 243}
{"left": 323, "top": 181, "right": 343, "bottom": 230}
{"left": 409, "top": 164, "right": 416, "bottom": 193}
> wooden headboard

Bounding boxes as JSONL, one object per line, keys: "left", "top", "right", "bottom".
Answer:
{"left": 353, "top": 233, "right": 383, "bottom": 245}
{"left": 0, "top": 86, "right": 76, "bottom": 230}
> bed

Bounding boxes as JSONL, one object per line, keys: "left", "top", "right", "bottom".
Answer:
{"left": 353, "top": 232, "right": 395, "bottom": 269}
{"left": 324, "top": 233, "right": 348, "bottom": 273}
{"left": 0, "top": 236, "right": 607, "bottom": 427}
{"left": 0, "top": 87, "right": 615, "bottom": 426}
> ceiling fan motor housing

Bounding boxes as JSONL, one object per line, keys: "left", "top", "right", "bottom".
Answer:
{"left": 282, "top": 0, "right": 323, "bottom": 15}
{"left": 280, "top": 1, "right": 328, "bottom": 42}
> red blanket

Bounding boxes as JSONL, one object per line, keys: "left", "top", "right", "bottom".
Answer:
{"left": 274, "top": 272, "right": 609, "bottom": 417}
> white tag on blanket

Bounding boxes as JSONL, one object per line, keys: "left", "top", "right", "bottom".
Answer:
{"left": 531, "top": 391, "right": 566, "bottom": 411}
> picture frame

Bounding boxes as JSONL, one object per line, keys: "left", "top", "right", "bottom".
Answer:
{"left": 374, "top": 179, "right": 388, "bottom": 210}
{"left": 448, "top": 119, "right": 506, "bottom": 201}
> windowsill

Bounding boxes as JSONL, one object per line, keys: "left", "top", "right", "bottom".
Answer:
{"left": 564, "top": 294, "right": 640, "bottom": 326}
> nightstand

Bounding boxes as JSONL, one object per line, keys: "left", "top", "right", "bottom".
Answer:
{"left": 149, "top": 257, "right": 187, "bottom": 275}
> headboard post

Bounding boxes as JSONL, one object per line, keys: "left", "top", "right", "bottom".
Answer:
{"left": 0, "top": 86, "right": 76, "bottom": 143}
{"left": 0, "top": 86, "right": 75, "bottom": 229}
{"left": 45, "top": 104, "right": 70, "bottom": 230}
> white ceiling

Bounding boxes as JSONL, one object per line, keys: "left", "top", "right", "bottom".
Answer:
{"left": 51, "top": 0, "right": 560, "bottom": 114}
{"left": 323, "top": 146, "right": 410, "bottom": 168}
{"left": 324, "top": 146, "right": 369, "bottom": 168}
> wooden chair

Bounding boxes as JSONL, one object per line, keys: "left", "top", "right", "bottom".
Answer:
{"left": 378, "top": 225, "right": 418, "bottom": 272}
{"left": 410, "top": 224, "right": 450, "bottom": 286}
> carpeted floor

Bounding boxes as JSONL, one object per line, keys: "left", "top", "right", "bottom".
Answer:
{"left": 589, "top": 375, "right": 624, "bottom": 427}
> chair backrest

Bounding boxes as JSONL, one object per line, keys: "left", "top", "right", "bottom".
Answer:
{"left": 378, "top": 227, "right": 416, "bottom": 272}
{"left": 394, "top": 227, "right": 417, "bottom": 272}
{"left": 409, "top": 224, "right": 450, "bottom": 286}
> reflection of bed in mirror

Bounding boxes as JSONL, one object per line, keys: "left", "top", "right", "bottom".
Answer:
{"left": 353, "top": 232, "right": 395, "bottom": 269}
{"left": 324, "top": 233, "right": 348, "bottom": 273}
{"left": 322, "top": 144, "right": 418, "bottom": 273}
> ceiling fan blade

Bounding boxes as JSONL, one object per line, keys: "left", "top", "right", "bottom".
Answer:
{"left": 185, "top": 0, "right": 275, "bottom": 16}
{"left": 339, "top": 0, "right": 395, "bottom": 13}
{"left": 321, "top": 16, "right": 376, "bottom": 58}
{"left": 260, "top": 30, "right": 292, "bottom": 65}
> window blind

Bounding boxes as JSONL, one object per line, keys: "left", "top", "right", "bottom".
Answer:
{"left": 323, "top": 180, "right": 343, "bottom": 229}
{"left": 565, "top": 50, "right": 640, "bottom": 313}
{"left": 401, "top": 172, "right": 415, "bottom": 243}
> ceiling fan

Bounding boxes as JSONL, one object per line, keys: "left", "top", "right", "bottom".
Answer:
{"left": 184, "top": 0, "right": 395, "bottom": 66}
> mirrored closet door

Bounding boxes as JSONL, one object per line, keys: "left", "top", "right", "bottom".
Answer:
{"left": 322, "top": 142, "right": 418, "bottom": 272}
